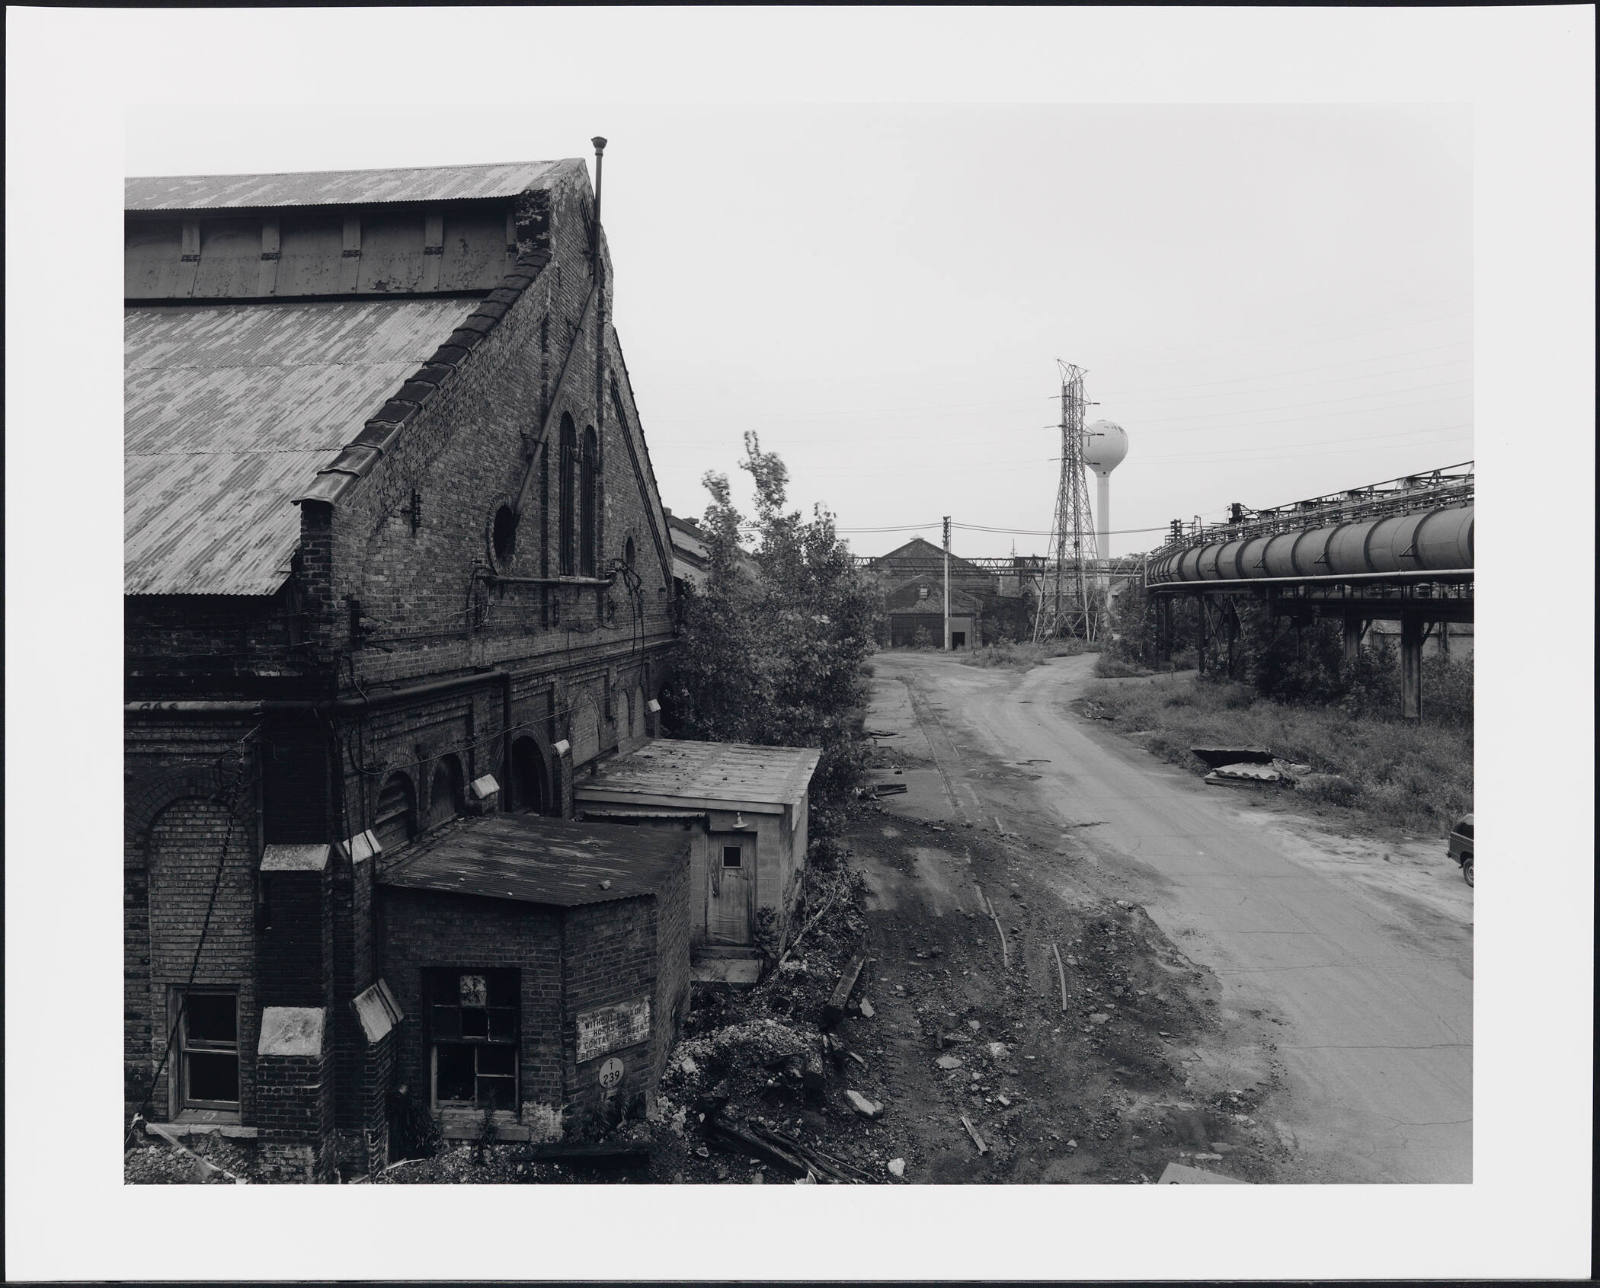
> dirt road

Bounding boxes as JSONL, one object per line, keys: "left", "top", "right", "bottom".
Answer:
{"left": 862, "top": 651, "right": 1472, "bottom": 1184}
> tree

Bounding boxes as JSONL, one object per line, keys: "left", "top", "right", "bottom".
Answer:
{"left": 663, "top": 433, "right": 878, "bottom": 807}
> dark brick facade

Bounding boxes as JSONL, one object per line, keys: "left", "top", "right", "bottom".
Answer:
{"left": 124, "top": 158, "right": 683, "bottom": 1177}
{"left": 377, "top": 861, "right": 689, "bottom": 1139}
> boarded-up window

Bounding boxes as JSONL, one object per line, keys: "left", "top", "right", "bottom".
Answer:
{"left": 373, "top": 773, "right": 417, "bottom": 852}
{"left": 570, "top": 694, "right": 600, "bottom": 767}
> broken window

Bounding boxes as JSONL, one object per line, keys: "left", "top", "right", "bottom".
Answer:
{"left": 427, "top": 969, "right": 518, "bottom": 1110}
{"left": 178, "top": 989, "right": 240, "bottom": 1111}
{"left": 721, "top": 845, "right": 743, "bottom": 868}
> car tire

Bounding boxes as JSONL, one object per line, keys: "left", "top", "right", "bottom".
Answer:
{"left": 1461, "top": 856, "right": 1473, "bottom": 887}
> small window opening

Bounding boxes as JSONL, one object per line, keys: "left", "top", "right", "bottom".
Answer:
{"left": 721, "top": 846, "right": 743, "bottom": 869}
{"left": 492, "top": 505, "right": 518, "bottom": 570}
{"left": 624, "top": 536, "right": 636, "bottom": 571}
{"left": 428, "top": 969, "right": 519, "bottom": 1110}
{"left": 179, "top": 990, "right": 240, "bottom": 1110}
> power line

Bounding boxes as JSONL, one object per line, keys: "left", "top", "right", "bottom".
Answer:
{"left": 1096, "top": 352, "right": 1472, "bottom": 402}
{"left": 1124, "top": 379, "right": 1473, "bottom": 428}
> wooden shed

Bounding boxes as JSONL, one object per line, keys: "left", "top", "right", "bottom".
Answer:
{"left": 573, "top": 739, "right": 821, "bottom": 954}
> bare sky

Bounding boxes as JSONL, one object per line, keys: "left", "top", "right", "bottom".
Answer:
{"left": 121, "top": 101, "right": 1472, "bottom": 560}
{"left": 6, "top": 6, "right": 1595, "bottom": 1284}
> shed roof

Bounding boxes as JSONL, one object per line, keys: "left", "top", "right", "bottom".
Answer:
{"left": 378, "top": 815, "right": 688, "bottom": 908}
{"left": 125, "top": 159, "right": 576, "bottom": 211}
{"left": 125, "top": 296, "right": 477, "bottom": 595}
{"left": 574, "top": 739, "right": 821, "bottom": 813}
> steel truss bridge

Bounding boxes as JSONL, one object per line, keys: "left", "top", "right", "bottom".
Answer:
{"left": 1142, "top": 461, "right": 1474, "bottom": 720}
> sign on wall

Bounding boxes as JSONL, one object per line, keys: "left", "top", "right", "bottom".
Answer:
{"left": 575, "top": 997, "right": 651, "bottom": 1064}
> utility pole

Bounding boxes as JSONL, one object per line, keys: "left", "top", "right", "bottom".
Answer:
{"left": 942, "top": 515, "right": 951, "bottom": 651}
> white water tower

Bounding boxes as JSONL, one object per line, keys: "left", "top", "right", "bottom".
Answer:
{"left": 1082, "top": 419, "right": 1129, "bottom": 575}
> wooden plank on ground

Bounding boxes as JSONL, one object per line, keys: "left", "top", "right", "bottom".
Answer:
{"left": 822, "top": 953, "right": 867, "bottom": 1029}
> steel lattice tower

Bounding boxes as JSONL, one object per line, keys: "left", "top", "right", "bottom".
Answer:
{"left": 1034, "top": 361, "right": 1103, "bottom": 642}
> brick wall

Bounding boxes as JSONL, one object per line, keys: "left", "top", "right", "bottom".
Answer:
{"left": 142, "top": 797, "right": 260, "bottom": 1121}
{"left": 561, "top": 893, "right": 662, "bottom": 1125}
{"left": 255, "top": 1043, "right": 336, "bottom": 1183}
{"left": 377, "top": 881, "right": 683, "bottom": 1136}
{"left": 378, "top": 889, "right": 567, "bottom": 1119}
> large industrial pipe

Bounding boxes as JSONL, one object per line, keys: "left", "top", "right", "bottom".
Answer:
{"left": 1147, "top": 502, "right": 1474, "bottom": 586}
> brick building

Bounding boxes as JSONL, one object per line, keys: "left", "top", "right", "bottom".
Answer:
{"left": 123, "top": 151, "right": 718, "bottom": 1179}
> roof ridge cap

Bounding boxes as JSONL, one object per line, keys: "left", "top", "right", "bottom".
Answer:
{"left": 293, "top": 250, "right": 554, "bottom": 507}
{"left": 126, "top": 158, "right": 579, "bottom": 185}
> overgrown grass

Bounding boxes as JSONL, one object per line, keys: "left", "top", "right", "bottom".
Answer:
{"left": 1083, "top": 673, "right": 1473, "bottom": 835}
{"left": 962, "top": 638, "right": 1101, "bottom": 670}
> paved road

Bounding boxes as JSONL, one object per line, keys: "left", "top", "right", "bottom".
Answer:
{"left": 870, "top": 651, "right": 1473, "bottom": 1183}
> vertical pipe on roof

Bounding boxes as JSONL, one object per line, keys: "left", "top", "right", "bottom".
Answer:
{"left": 592, "top": 137, "right": 608, "bottom": 586}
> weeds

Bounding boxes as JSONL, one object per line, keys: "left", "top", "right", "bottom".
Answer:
{"left": 962, "top": 638, "right": 1100, "bottom": 670}
{"left": 1084, "top": 673, "right": 1473, "bottom": 834}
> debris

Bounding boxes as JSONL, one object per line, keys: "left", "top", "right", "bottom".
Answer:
{"left": 936, "top": 1054, "right": 964, "bottom": 1070}
{"left": 887, "top": 1157, "right": 906, "bottom": 1178}
{"left": 857, "top": 998, "right": 875, "bottom": 1019}
{"left": 847, "top": 1050, "right": 869, "bottom": 1069}
{"left": 987, "top": 1042, "right": 1008, "bottom": 1060}
{"left": 524, "top": 1142, "right": 652, "bottom": 1171}
{"left": 974, "top": 885, "right": 1010, "bottom": 969}
{"left": 871, "top": 782, "right": 909, "bottom": 797}
{"left": 1189, "top": 745, "right": 1275, "bottom": 768}
{"left": 1158, "top": 1161, "right": 1244, "bottom": 1184}
{"left": 1050, "top": 941, "right": 1068, "bottom": 1013}
{"left": 1088, "top": 1013, "right": 1110, "bottom": 1025}
{"left": 822, "top": 954, "right": 868, "bottom": 1029}
{"left": 845, "top": 1090, "right": 883, "bottom": 1120}
{"left": 967, "top": 1019, "right": 981, "bottom": 1032}
{"left": 1204, "top": 761, "right": 1288, "bottom": 787}
{"left": 1115, "top": 899, "right": 1133, "bottom": 909}
{"left": 960, "top": 1115, "right": 989, "bottom": 1155}
{"left": 773, "top": 888, "right": 843, "bottom": 971}
{"left": 997, "top": 1094, "right": 1012, "bottom": 1108}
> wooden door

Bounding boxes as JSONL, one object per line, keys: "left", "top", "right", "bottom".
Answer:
{"left": 707, "top": 832, "right": 755, "bottom": 945}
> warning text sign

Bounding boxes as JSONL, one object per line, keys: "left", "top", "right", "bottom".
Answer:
{"left": 576, "top": 997, "right": 651, "bottom": 1063}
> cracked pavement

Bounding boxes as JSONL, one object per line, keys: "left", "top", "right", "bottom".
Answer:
{"left": 869, "top": 650, "right": 1472, "bottom": 1182}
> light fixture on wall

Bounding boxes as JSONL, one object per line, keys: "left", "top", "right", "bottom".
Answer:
{"left": 733, "top": 812, "right": 746, "bottom": 829}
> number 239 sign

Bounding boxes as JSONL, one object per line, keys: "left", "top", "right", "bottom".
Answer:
{"left": 598, "top": 1057, "right": 624, "bottom": 1091}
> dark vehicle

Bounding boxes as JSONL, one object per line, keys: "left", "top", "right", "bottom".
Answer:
{"left": 1448, "top": 814, "right": 1474, "bottom": 887}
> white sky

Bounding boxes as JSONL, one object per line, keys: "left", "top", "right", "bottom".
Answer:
{"left": 6, "top": 6, "right": 1595, "bottom": 1284}
{"left": 119, "top": 100, "right": 1473, "bottom": 560}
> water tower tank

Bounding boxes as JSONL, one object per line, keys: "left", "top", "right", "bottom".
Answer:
{"left": 1083, "top": 419, "right": 1128, "bottom": 571}
{"left": 1083, "top": 420, "right": 1129, "bottom": 476}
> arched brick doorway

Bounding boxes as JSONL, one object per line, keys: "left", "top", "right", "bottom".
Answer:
{"left": 510, "top": 737, "right": 548, "bottom": 815}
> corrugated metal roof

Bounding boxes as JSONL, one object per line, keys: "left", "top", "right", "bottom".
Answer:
{"left": 574, "top": 739, "right": 822, "bottom": 811}
{"left": 378, "top": 815, "right": 689, "bottom": 908}
{"left": 125, "top": 160, "right": 577, "bottom": 211}
{"left": 125, "top": 297, "right": 476, "bottom": 595}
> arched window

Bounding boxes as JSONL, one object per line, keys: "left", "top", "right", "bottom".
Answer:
{"left": 429, "top": 756, "right": 465, "bottom": 825}
{"left": 510, "top": 737, "right": 547, "bottom": 815}
{"left": 373, "top": 772, "right": 417, "bottom": 852}
{"left": 580, "top": 426, "right": 598, "bottom": 577}
{"left": 558, "top": 415, "right": 577, "bottom": 576}
{"left": 624, "top": 535, "right": 636, "bottom": 572}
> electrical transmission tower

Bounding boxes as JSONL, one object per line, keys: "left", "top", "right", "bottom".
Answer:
{"left": 1034, "top": 361, "right": 1104, "bottom": 643}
